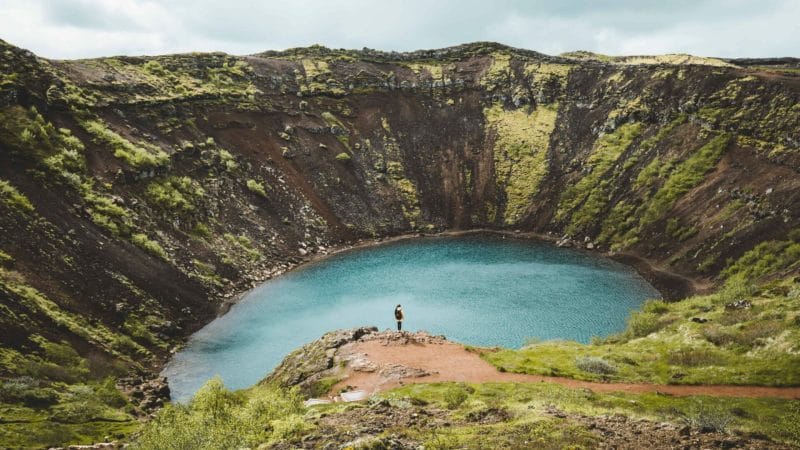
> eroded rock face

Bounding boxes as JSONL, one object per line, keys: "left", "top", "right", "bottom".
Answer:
{"left": 0, "top": 41, "right": 798, "bottom": 448}
{"left": 263, "top": 328, "right": 448, "bottom": 397}
{"left": 264, "top": 326, "right": 379, "bottom": 395}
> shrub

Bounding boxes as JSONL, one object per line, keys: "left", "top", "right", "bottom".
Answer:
{"left": 678, "top": 402, "right": 733, "bottom": 433}
{"left": 443, "top": 386, "right": 469, "bottom": 409}
{"left": 625, "top": 311, "right": 668, "bottom": 338}
{"left": 246, "top": 179, "right": 267, "bottom": 198}
{"left": 575, "top": 356, "right": 617, "bottom": 375}
{"left": 0, "top": 377, "right": 58, "bottom": 406}
{"left": 132, "top": 378, "right": 307, "bottom": 450}
{"left": 335, "top": 152, "right": 352, "bottom": 163}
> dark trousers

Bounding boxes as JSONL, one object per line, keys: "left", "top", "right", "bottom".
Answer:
{"left": 397, "top": 321, "right": 402, "bottom": 331}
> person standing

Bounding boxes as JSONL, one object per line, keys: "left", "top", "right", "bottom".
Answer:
{"left": 394, "top": 304, "right": 404, "bottom": 331}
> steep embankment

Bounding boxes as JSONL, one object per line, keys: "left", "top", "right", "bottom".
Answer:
{"left": 0, "top": 40, "right": 799, "bottom": 446}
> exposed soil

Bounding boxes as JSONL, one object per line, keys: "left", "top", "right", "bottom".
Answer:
{"left": 329, "top": 331, "right": 800, "bottom": 400}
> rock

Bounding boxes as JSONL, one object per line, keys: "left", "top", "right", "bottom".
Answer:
{"left": 725, "top": 299, "right": 752, "bottom": 310}
{"left": 690, "top": 317, "right": 708, "bottom": 323}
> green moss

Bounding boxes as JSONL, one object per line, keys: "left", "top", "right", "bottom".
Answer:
{"left": 146, "top": 176, "right": 204, "bottom": 215}
{"left": 485, "top": 103, "right": 558, "bottom": 225}
{"left": 223, "top": 233, "right": 261, "bottom": 262}
{"left": 556, "top": 122, "right": 644, "bottom": 235}
{"left": 246, "top": 179, "right": 267, "bottom": 198}
{"left": 82, "top": 187, "right": 132, "bottom": 236}
{"left": 639, "top": 133, "right": 731, "bottom": 227}
{"left": 81, "top": 119, "right": 169, "bottom": 169}
{"left": 334, "top": 152, "right": 351, "bottom": 163}
{"left": 0, "top": 270, "right": 148, "bottom": 361}
{"left": 722, "top": 233, "right": 800, "bottom": 284}
{"left": 0, "top": 179, "right": 34, "bottom": 212}
{"left": 131, "top": 233, "right": 168, "bottom": 260}
{"left": 0, "top": 250, "right": 12, "bottom": 267}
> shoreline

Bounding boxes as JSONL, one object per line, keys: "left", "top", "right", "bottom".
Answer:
{"left": 221, "top": 228, "right": 703, "bottom": 311}
{"left": 162, "top": 228, "right": 711, "bottom": 393}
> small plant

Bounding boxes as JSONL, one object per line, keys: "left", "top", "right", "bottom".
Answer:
{"left": 131, "top": 233, "right": 168, "bottom": 260}
{"left": 0, "top": 179, "right": 34, "bottom": 212}
{"left": 575, "top": 356, "right": 617, "bottom": 375}
{"left": 443, "top": 386, "right": 469, "bottom": 409}
{"left": 677, "top": 402, "right": 733, "bottom": 433}
{"left": 335, "top": 152, "right": 352, "bottom": 163}
{"left": 246, "top": 179, "right": 267, "bottom": 198}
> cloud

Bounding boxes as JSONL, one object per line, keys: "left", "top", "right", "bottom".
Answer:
{"left": 0, "top": 0, "right": 797, "bottom": 59}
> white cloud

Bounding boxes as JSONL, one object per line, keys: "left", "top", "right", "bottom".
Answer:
{"left": 0, "top": 0, "right": 797, "bottom": 59}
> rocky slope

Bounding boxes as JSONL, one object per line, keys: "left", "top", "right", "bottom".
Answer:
{"left": 0, "top": 40, "right": 799, "bottom": 446}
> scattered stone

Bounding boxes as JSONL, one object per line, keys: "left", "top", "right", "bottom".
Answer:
{"left": 725, "top": 299, "right": 752, "bottom": 310}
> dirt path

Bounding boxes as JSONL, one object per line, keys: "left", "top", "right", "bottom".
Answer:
{"left": 330, "top": 335, "right": 800, "bottom": 400}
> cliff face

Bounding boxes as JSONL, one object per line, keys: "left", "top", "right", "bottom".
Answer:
{"left": 0, "top": 41, "right": 798, "bottom": 381}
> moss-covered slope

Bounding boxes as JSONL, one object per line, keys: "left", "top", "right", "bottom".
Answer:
{"left": 0, "top": 40, "right": 799, "bottom": 447}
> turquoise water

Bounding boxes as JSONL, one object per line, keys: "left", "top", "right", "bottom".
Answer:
{"left": 163, "top": 234, "right": 660, "bottom": 401}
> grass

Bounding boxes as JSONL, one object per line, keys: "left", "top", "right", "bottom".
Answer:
{"left": 485, "top": 102, "right": 558, "bottom": 225}
{"left": 557, "top": 122, "right": 644, "bottom": 235}
{"left": 0, "top": 179, "right": 34, "bottom": 212}
{"left": 146, "top": 176, "right": 205, "bottom": 215}
{"left": 721, "top": 231, "right": 800, "bottom": 284}
{"left": 639, "top": 133, "right": 731, "bottom": 227}
{"left": 483, "top": 277, "right": 800, "bottom": 386}
{"left": 380, "top": 381, "right": 800, "bottom": 446}
{"left": 81, "top": 119, "right": 169, "bottom": 169}
{"left": 132, "top": 378, "right": 309, "bottom": 450}
{"left": 131, "top": 233, "right": 168, "bottom": 260}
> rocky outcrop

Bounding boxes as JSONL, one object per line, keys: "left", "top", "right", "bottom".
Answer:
{"left": 263, "top": 328, "right": 447, "bottom": 397}
{"left": 264, "top": 326, "right": 378, "bottom": 395}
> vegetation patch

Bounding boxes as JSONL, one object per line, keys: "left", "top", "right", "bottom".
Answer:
{"left": 639, "top": 133, "right": 731, "bottom": 227}
{"left": 81, "top": 119, "right": 169, "bottom": 169}
{"left": 132, "top": 378, "right": 309, "bottom": 450}
{"left": 484, "top": 277, "right": 800, "bottom": 386}
{"left": 146, "top": 176, "right": 205, "bottom": 216}
{"left": 556, "top": 122, "right": 644, "bottom": 235}
{"left": 0, "top": 179, "right": 34, "bottom": 212}
{"left": 485, "top": 102, "right": 558, "bottom": 225}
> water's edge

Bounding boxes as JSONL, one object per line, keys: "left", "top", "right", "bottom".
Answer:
{"left": 159, "top": 230, "right": 698, "bottom": 400}
{"left": 217, "top": 229, "right": 698, "bottom": 317}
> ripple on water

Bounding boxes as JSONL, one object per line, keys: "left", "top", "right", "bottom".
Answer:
{"left": 163, "top": 234, "right": 661, "bottom": 401}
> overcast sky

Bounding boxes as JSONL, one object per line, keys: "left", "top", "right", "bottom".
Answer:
{"left": 0, "top": 0, "right": 797, "bottom": 59}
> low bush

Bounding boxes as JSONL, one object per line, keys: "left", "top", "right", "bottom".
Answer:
{"left": 132, "top": 378, "right": 308, "bottom": 450}
{"left": 443, "top": 386, "right": 469, "bottom": 409}
{"left": 678, "top": 402, "right": 733, "bottom": 433}
{"left": 575, "top": 356, "right": 617, "bottom": 375}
